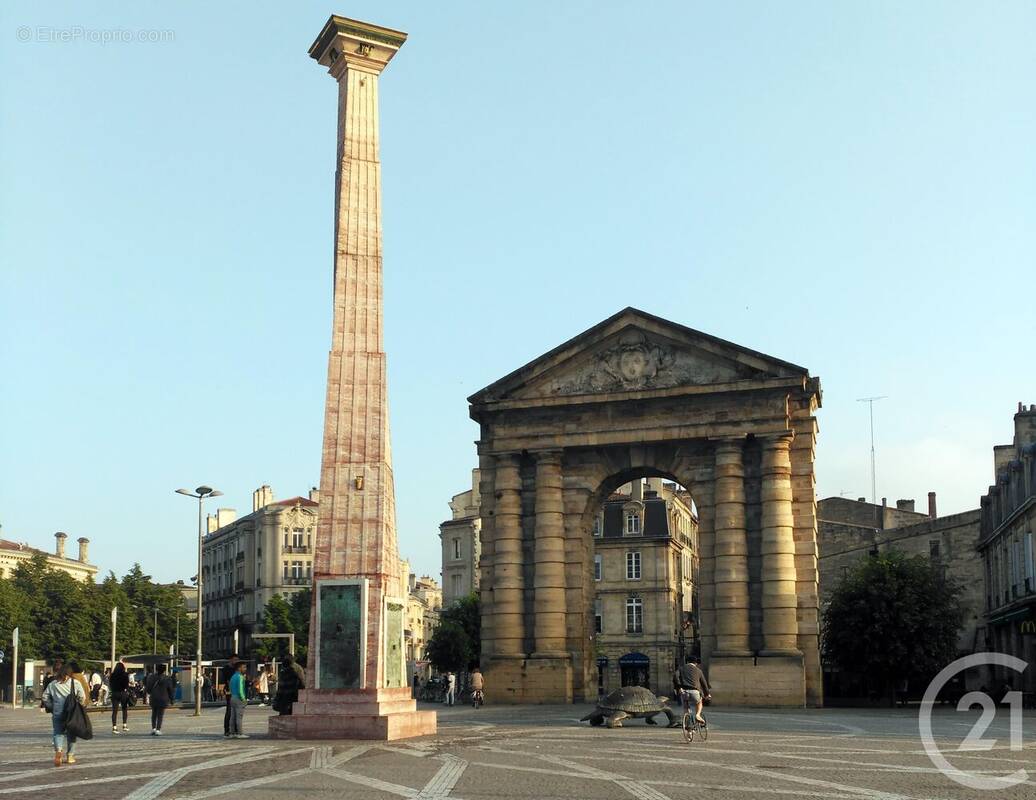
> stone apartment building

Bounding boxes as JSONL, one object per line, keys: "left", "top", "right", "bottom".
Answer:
{"left": 200, "top": 485, "right": 319, "bottom": 657}
{"left": 817, "top": 493, "right": 984, "bottom": 653}
{"left": 0, "top": 532, "right": 96, "bottom": 582}
{"left": 403, "top": 569, "right": 442, "bottom": 680}
{"left": 978, "top": 403, "right": 1036, "bottom": 693}
{"left": 592, "top": 478, "right": 699, "bottom": 695}
{"left": 440, "top": 470, "right": 481, "bottom": 607}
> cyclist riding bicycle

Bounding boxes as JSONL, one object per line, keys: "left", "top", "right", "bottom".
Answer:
{"left": 672, "top": 655, "right": 711, "bottom": 725}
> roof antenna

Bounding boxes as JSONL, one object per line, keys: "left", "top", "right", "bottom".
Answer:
{"left": 856, "top": 396, "right": 888, "bottom": 504}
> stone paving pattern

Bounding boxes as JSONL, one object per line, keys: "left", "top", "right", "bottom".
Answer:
{"left": 2, "top": 703, "right": 1035, "bottom": 799}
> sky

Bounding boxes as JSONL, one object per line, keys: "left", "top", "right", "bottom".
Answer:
{"left": 1, "top": 1, "right": 1033, "bottom": 585}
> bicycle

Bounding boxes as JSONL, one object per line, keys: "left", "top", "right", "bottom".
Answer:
{"left": 471, "top": 689, "right": 484, "bottom": 708}
{"left": 678, "top": 689, "right": 708, "bottom": 743}
{"left": 681, "top": 709, "right": 708, "bottom": 743}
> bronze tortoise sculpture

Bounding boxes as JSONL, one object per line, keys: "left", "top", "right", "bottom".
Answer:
{"left": 580, "top": 686, "right": 678, "bottom": 728}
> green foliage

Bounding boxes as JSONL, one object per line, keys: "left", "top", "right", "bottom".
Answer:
{"left": 822, "top": 551, "right": 964, "bottom": 698}
{"left": 255, "top": 589, "right": 310, "bottom": 663}
{"left": 0, "top": 556, "right": 189, "bottom": 666}
{"left": 426, "top": 593, "right": 481, "bottom": 673}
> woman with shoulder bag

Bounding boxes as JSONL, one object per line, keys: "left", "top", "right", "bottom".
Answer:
{"left": 43, "top": 665, "right": 87, "bottom": 766}
{"left": 109, "top": 661, "right": 131, "bottom": 733}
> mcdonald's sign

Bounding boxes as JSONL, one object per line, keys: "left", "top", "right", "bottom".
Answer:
{"left": 1021, "top": 619, "right": 1036, "bottom": 635}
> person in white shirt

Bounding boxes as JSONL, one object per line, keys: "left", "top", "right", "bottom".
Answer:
{"left": 89, "top": 670, "right": 102, "bottom": 704}
{"left": 445, "top": 672, "right": 457, "bottom": 706}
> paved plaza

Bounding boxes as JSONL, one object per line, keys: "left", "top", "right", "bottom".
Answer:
{"left": 1, "top": 702, "right": 1034, "bottom": 799}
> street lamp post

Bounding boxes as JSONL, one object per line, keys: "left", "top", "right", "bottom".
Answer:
{"left": 176, "top": 485, "right": 222, "bottom": 717}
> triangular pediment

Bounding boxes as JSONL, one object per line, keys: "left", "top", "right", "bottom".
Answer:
{"left": 470, "top": 308, "right": 809, "bottom": 404}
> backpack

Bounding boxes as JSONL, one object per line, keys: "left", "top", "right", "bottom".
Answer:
{"left": 62, "top": 684, "right": 94, "bottom": 740}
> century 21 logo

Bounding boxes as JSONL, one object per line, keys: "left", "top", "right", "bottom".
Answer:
{"left": 919, "top": 653, "right": 1029, "bottom": 791}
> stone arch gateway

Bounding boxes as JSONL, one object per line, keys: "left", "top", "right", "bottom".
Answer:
{"left": 468, "top": 308, "right": 823, "bottom": 707}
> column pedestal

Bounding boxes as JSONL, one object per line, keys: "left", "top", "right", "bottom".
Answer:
{"left": 484, "top": 655, "right": 573, "bottom": 704}
{"left": 268, "top": 688, "right": 437, "bottom": 740}
{"left": 708, "top": 653, "right": 805, "bottom": 707}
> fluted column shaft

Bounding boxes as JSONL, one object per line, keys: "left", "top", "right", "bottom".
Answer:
{"left": 493, "top": 455, "right": 526, "bottom": 657}
{"left": 533, "top": 451, "right": 567, "bottom": 655}
{"left": 760, "top": 434, "right": 800, "bottom": 654}
{"left": 712, "top": 439, "right": 750, "bottom": 655}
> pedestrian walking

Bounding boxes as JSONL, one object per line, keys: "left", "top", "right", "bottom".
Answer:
{"left": 220, "top": 654, "right": 240, "bottom": 738}
{"left": 228, "top": 661, "right": 249, "bottom": 739}
{"left": 445, "top": 672, "right": 456, "bottom": 706}
{"left": 255, "top": 665, "right": 270, "bottom": 706}
{"left": 273, "top": 654, "right": 305, "bottom": 715}
{"left": 99, "top": 668, "right": 111, "bottom": 706}
{"left": 109, "top": 661, "right": 131, "bottom": 733}
{"left": 144, "top": 664, "right": 176, "bottom": 735}
{"left": 43, "top": 665, "right": 87, "bottom": 766}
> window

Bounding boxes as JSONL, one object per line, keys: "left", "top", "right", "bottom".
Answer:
{"left": 282, "top": 561, "right": 289, "bottom": 579}
{"left": 626, "top": 513, "right": 640, "bottom": 535}
{"left": 594, "top": 598, "right": 602, "bottom": 634}
{"left": 453, "top": 538, "right": 461, "bottom": 559}
{"left": 625, "top": 596, "right": 643, "bottom": 633}
{"left": 291, "top": 561, "right": 303, "bottom": 579}
{"left": 929, "top": 540, "right": 941, "bottom": 559}
{"left": 594, "top": 554, "right": 602, "bottom": 581}
{"left": 451, "top": 573, "right": 462, "bottom": 597}
{"left": 626, "top": 551, "right": 641, "bottom": 580}
{"left": 1025, "top": 533, "right": 1034, "bottom": 592}
{"left": 592, "top": 517, "right": 602, "bottom": 537}
{"left": 292, "top": 529, "right": 304, "bottom": 548}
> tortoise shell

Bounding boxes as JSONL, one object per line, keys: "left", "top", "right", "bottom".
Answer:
{"left": 596, "top": 685, "right": 667, "bottom": 713}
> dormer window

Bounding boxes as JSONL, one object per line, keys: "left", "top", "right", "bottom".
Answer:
{"left": 622, "top": 499, "right": 644, "bottom": 536}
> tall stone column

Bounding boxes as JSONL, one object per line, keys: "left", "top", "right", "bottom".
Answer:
{"left": 270, "top": 15, "right": 435, "bottom": 741}
{"left": 493, "top": 454, "right": 526, "bottom": 657}
{"left": 533, "top": 451, "right": 567, "bottom": 656}
{"left": 712, "top": 438, "right": 750, "bottom": 655}
{"left": 760, "top": 434, "right": 800, "bottom": 655}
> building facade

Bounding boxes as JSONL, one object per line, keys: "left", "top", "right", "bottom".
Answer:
{"left": 0, "top": 532, "right": 97, "bottom": 582}
{"left": 979, "top": 403, "right": 1036, "bottom": 693}
{"left": 818, "top": 495, "right": 984, "bottom": 653}
{"left": 201, "top": 485, "right": 319, "bottom": 657}
{"left": 439, "top": 470, "right": 481, "bottom": 607}
{"left": 592, "top": 478, "right": 698, "bottom": 696}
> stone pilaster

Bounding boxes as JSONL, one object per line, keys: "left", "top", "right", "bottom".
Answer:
{"left": 695, "top": 473, "right": 717, "bottom": 665}
{"left": 712, "top": 438, "right": 751, "bottom": 655}
{"left": 790, "top": 406, "right": 822, "bottom": 707}
{"left": 533, "top": 450, "right": 567, "bottom": 656}
{"left": 493, "top": 454, "right": 526, "bottom": 657}
{"left": 760, "top": 434, "right": 800, "bottom": 655}
{"left": 564, "top": 485, "right": 594, "bottom": 700}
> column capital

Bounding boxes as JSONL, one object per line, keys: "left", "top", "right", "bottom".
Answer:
{"left": 532, "top": 449, "right": 564, "bottom": 465}
{"left": 759, "top": 432, "right": 795, "bottom": 449}
{"left": 310, "top": 15, "right": 407, "bottom": 77}
{"left": 711, "top": 436, "right": 747, "bottom": 453}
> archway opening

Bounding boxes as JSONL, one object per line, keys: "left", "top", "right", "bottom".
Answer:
{"left": 586, "top": 474, "right": 699, "bottom": 697}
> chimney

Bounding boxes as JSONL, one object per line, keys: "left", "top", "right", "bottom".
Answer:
{"left": 647, "top": 477, "right": 664, "bottom": 496}
{"left": 631, "top": 479, "right": 644, "bottom": 502}
{"left": 308, "top": 486, "right": 320, "bottom": 503}
{"left": 895, "top": 499, "right": 915, "bottom": 512}
{"left": 253, "top": 484, "right": 274, "bottom": 511}
{"left": 928, "top": 491, "right": 937, "bottom": 519}
{"left": 206, "top": 514, "right": 218, "bottom": 534}
{"left": 857, "top": 497, "right": 866, "bottom": 503}
{"left": 216, "top": 508, "right": 237, "bottom": 529}
{"left": 54, "top": 531, "right": 67, "bottom": 559}
{"left": 76, "top": 537, "right": 89, "bottom": 563}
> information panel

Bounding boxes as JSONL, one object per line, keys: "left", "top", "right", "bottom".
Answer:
{"left": 318, "top": 582, "right": 364, "bottom": 689}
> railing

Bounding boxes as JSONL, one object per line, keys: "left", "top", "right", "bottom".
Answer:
{"left": 284, "top": 545, "right": 310, "bottom": 554}
{"left": 282, "top": 576, "right": 310, "bottom": 586}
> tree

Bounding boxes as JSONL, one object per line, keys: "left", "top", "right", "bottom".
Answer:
{"left": 255, "top": 589, "right": 310, "bottom": 662}
{"left": 822, "top": 551, "right": 964, "bottom": 704}
{"left": 426, "top": 593, "right": 480, "bottom": 673}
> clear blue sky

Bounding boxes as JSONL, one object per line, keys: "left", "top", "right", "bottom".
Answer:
{"left": 1, "top": 1, "right": 1033, "bottom": 585}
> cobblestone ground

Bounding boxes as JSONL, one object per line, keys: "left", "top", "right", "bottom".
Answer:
{"left": 1, "top": 702, "right": 1034, "bottom": 799}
